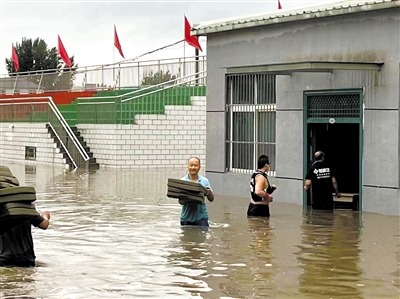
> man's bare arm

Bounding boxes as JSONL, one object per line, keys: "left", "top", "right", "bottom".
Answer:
{"left": 38, "top": 211, "right": 50, "bottom": 230}
{"left": 332, "top": 177, "right": 341, "bottom": 197}
{"left": 304, "top": 179, "right": 312, "bottom": 191}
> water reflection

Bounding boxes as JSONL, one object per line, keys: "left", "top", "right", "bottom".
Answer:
{"left": 0, "top": 161, "right": 398, "bottom": 298}
{"left": 297, "top": 209, "right": 362, "bottom": 299}
{"left": 0, "top": 266, "right": 37, "bottom": 298}
{"left": 168, "top": 227, "right": 212, "bottom": 296}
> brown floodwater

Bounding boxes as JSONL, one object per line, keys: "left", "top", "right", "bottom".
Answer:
{"left": 0, "top": 162, "right": 398, "bottom": 299}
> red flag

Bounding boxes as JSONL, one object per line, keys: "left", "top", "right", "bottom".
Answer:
{"left": 278, "top": 0, "right": 282, "bottom": 9}
{"left": 184, "top": 16, "right": 202, "bottom": 52}
{"left": 11, "top": 43, "right": 19, "bottom": 72}
{"left": 57, "top": 35, "right": 72, "bottom": 68}
{"left": 114, "top": 25, "right": 125, "bottom": 59}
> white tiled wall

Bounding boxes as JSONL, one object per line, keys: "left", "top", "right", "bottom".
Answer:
{"left": 78, "top": 97, "right": 207, "bottom": 168}
{"left": 0, "top": 97, "right": 207, "bottom": 169}
{"left": 0, "top": 123, "right": 65, "bottom": 165}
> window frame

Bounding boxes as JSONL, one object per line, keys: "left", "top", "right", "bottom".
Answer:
{"left": 226, "top": 73, "right": 276, "bottom": 175}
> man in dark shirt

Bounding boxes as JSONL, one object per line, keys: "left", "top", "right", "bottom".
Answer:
{"left": 0, "top": 211, "right": 50, "bottom": 267}
{"left": 304, "top": 151, "right": 340, "bottom": 210}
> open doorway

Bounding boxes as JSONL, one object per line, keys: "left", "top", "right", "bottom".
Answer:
{"left": 306, "top": 123, "right": 360, "bottom": 210}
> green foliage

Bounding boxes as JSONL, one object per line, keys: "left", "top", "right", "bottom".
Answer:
{"left": 141, "top": 70, "right": 177, "bottom": 86}
{"left": 5, "top": 37, "right": 78, "bottom": 91}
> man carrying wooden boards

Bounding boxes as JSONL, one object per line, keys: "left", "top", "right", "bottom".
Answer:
{"left": 179, "top": 157, "right": 214, "bottom": 227}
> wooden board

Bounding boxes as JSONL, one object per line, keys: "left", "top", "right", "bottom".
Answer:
{"left": 167, "top": 190, "right": 205, "bottom": 201}
{"left": 167, "top": 191, "right": 205, "bottom": 204}
{"left": 167, "top": 178, "right": 208, "bottom": 193}
{"left": 167, "top": 186, "right": 205, "bottom": 197}
{"left": 333, "top": 193, "right": 357, "bottom": 203}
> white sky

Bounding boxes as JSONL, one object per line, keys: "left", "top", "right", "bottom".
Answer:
{"left": 0, "top": 0, "right": 335, "bottom": 74}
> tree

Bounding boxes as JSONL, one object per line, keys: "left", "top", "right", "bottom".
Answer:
{"left": 141, "top": 70, "right": 177, "bottom": 86}
{"left": 5, "top": 37, "right": 78, "bottom": 91}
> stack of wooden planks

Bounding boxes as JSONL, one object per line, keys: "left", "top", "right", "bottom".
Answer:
{"left": 167, "top": 178, "right": 208, "bottom": 204}
{"left": 0, "top": 165, "right": 40, "bottom": 234}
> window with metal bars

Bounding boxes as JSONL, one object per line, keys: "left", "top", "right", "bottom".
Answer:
{"left": 225, "top": 74, "right": 276, "bottom": 174}
{"left": 25, "top": 146, "right": 36, "bottom": 160}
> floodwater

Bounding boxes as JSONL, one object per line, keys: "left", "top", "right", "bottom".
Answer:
{"left": 0, "top": 162, "right": 399, "bottom": 299}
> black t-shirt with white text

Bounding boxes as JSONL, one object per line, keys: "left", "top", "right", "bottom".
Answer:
{"left": 306, "top": 160, "right": 335, "bottom": 208}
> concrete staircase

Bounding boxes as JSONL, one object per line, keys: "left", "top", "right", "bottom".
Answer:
{"left": 46, "top": 125, "right": 100, "bottom": 171}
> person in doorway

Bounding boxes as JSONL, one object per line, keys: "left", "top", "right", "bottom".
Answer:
{"left": 247, "top": 155, "right": 277, "bottom": 217}
{"left": 179, "top": 157, "right": 214, "bottom": 227}
{"left": 304, "top": 151, "right": 341, "bottom": 210}
{"left": 0, "top": 211, "right": 51, "bottom": 267}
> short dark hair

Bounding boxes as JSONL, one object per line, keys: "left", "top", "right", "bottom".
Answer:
{"left": 188, "top": 156, "right": 201, "bottom": 164}
{"left": 315, "top": 151, "right": 325, "bottom": 161}
{"left": 257, "top": 155, "right": 270, "bottom": 169}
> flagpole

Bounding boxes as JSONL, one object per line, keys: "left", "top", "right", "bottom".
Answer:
{"left": 183, "top": 14, "right": 186, "bottom": 78}
{"left": 113, "top": 27, "right": 115, "bottom": 83}
{"left": 195, "top": 46, "right": 199, "bottom": 86}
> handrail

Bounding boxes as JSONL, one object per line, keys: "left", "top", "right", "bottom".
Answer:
{"left": 2, "top": 55, "right": 206, "bottom": 77}
{"left": 74, "top": 70, "right": 207, "bottom": 103}
{"left": 47, "top": 122, "right": 78, "bottom": 170}
{"left": 125, "top": 73, "right": 207, "bottom": 102}
{"left": 0, "top": 96, "right": 89, "bottom": 164}
{"left": 121, "top": 70, "right": 207, "bottom": 103}
{"left": 47, "top": 97, "right": 90, "bottom": 162}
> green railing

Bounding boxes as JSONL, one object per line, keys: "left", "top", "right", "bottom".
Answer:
{"left": 76, "top": 71, "right": 206, "bottom": 125}
{"left": 0, "top": 97, "right": 90, "bottom": 171}
{"left": 1, "top": 55, "right": 206, "bottom": 94}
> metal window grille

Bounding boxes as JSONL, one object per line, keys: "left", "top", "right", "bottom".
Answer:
{"left": 226, "top": 74, "right": 276, "bottom": 174}
{"left": 25, "top": 146, "right": 36, "bottom": 160}
{"left": 307, "top": 94, "right": 360, "bottom": 118}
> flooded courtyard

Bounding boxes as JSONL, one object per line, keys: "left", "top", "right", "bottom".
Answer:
{"left": 0, "top": 162, "right": 398, "bottom": 299}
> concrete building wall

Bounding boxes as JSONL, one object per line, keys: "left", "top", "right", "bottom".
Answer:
{"left": 204, "top": 8, "right": 400, "bottom": 215}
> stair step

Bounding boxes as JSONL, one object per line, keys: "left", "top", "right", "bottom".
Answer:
{"left": 49, "top": 125, "right": 99, "bottom": 170}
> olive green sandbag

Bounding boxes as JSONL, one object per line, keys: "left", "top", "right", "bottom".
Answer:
{"left": 0, "top": 186, "right": 36, "bottom": 196}
{"left": 0, "top": 166, "right": 13, "bottom": 177}
{"left": 0, "top": 193, "right": 36, "bottom": 204}
{"left": 0, "top": 175, "right": 19, "bottom": 186}
{"left": 4, "top": 202, "right": 36, "bottom": 210}
{"left": 0, "top": 182, "right": 17, "bottom": 189}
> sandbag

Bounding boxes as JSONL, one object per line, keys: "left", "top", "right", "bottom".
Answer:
{"left": 4, "top": 202, "right": 37, "bottom": 210}
{"left": 0, "top": 186, "right": 36, "bottom": 197}
{"left": 0, "top": 175, "right": 19, "bottom": 187}
{"left": 0, "top": 193, "right": 36, "bottom": 204}
{"left": 0, "top": 182, "right": 17, "bottom": 189}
